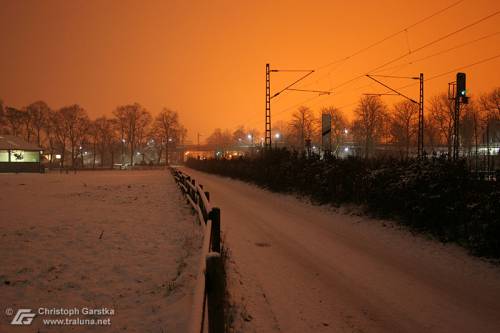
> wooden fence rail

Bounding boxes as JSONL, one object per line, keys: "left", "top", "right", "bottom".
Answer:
{"left": 169, "top": 167, "right": 225, "bottom": 333}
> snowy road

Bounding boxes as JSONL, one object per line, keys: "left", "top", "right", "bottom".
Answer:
{"left": 183, "top": 168, "right": 500, "bottom": 333}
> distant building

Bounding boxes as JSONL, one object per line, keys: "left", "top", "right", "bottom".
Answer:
{"left": 0, "top": 135, "right": 43, "bottom": 173}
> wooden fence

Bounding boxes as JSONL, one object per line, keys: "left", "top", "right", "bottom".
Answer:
{"left": 170, "top": 167, "right": 225, "bottom": 333}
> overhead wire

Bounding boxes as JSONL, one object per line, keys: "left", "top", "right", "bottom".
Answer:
{"left": 371, "top": 31, "right": 500, "bottom": 74}
{"left": 237, "top": 2, "right": 499, "bottom": 130}
{"left": 314, "top": 0, "right": 466, "bottom": 71}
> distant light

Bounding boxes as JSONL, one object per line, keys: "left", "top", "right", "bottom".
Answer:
{"left": 122, "top": 139, "right": 126, "bottom": 143}
{"left": 275, "top": 133, "right": 281, "bottom": 139}
{"left": 461, "top": 90, "right": 466, "bottom": 96}
{"left": 344, "top": 147, "right": 349, "bottom": 152}
{"left": 55, "top": 154, "right": 62, "bottom": 159}
{"left": 168, "top": 138, "right": 173, "bottom": 142}
{"left": 312, "top": 146, "right": 316, "bottom": 150}
{"left": 247, "top": 134, "right": 252, "bottom": 140}
{"left": 344, "top": 129, "right": 349, "bottom": 134}
{"left": 136, "top": 152, "right": 141, "bottom": 155}
{"left": 79, "top": 146, "right": 82, "bottom": 150}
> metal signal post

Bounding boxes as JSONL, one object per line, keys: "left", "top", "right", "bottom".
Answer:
{"left": 449, "top": 72, "right": 468, "bottom": 160}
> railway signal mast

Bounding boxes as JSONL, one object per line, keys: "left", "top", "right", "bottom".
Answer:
{"left": 265, "top": 64, "right": 331, "bottom": 148}
{"left": 449, "top": 72, "right": 468, "bottom": 160}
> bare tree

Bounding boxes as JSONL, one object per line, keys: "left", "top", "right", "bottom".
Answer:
{"left": 0, "top": 99, "right": 6, "bottom": 133}
{"left": 149, "top": 125, "right": 165, "bottom": 165}
{"left": 154, "top": 108, "right": 181, "bottom": 164}
{"left": 4, "top": 107, "right": 25, "bottom": 136}
{"left": 135, "top": 110, "right": 152, "bottom": 164}
{"left": 26, "top": 101, "right": 50, "bottom": 146}
{"left": 352, "top": 95, "right": 388, "bottom": 158}
{"left": 479, "top": 87, "right": 500, "bottom": 119}
{"left": 232, "top": 126, "right": 246, "bottom": 145}
{"left": 428, "top": 94, "right": 454, "bottom": 157}
{"left": 389, "top": 100, "right": 419, "bottom": 158}
{"left": 92, "top": 116, "right": 115, "bottom": 167}
{"left": 113, "top": 103, "right": 150, "bottom": 166}
{"left": 206, "top": 128, "right": 233, "bottom": 153}
{"left": 460, "top": 100, "right": 481, "bottom": 158}
{"left": 288, "top": 106, "right": 316, "bottom": 149}
{"left": 59, "top": 104, "right": 90, "bottom": 168}
{"left": 424, "top": 114, "right": 441, "bottom": 153}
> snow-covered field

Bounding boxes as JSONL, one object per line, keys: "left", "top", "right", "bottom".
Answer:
{"left": 0, "top": 170, "right": 202, "bottom": 333}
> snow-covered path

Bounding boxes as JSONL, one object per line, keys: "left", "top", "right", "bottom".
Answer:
{"left": 183, "top": 168, "right": 500, "bottom": 333}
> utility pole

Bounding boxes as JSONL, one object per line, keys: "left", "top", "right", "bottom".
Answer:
{"left": 418, "top": 73, "right": 424, "bottom": 157}
{"left": 264, "top": 64, "right": 331, "bottom": 149}
{"left": 365, "top": 74, "right": 424, "bottom": 158}
{"left": 265, "top": 64, "right": 271, "bottom": 147}
{"left": 197, "top": 132, "right": 203, "bottom": 150}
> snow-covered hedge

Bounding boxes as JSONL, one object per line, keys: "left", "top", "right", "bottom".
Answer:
{"left": 187, "top": 150, "right": 500, "bottom": 258}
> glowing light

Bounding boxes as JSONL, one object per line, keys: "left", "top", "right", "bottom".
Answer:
{"left": 275, "top": 133, "right": 281, "bottom": 139}
{"left": 344, "top": 147, "right": 349, "bottom": 152}
{"left": 55, "top": 154, "right": 61, "bottom": 159}
{"left": 344, "top": 129, "right": 349, "bottom": 134}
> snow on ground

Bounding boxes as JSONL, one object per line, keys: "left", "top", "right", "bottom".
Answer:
{"left": 184, "top": 167, "right": 500, "bottom": 333}
{"left": 0, "top": 170, "right": 202, "bottom": 333}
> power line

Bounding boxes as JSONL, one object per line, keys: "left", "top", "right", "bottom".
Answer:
{"left": 372, "top": 31, "right": 500, "bottom": 74}
{"left": 367, "top": 10, "right": 500, "bottom": 74}
{"left": 378, "top": 52, "right": 500, "bottom": 93}
{"left": 322, "top": 9, "right": 499, "bottom": 97}
{"left": 258, "top": 52, "right": 500, "bottom": 128}
{"left": 271, "top": 70, "right": 315, "bottom": 99}
{"left": 282, "top": 53, "right": 500, "bottom": 124}
{"left": 426, "top": 53, "right": 500, "bottom": 81}
{"left": 315, "top": 0, "right": 466, "bottom": 71}
{"left": 241, "top": 5, "right": 498, "bottom": 130}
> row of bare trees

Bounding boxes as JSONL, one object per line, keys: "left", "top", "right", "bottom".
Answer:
{"left": 0, "top": 100, "right": 186, "bottom": 168}
{"left": 203, "top": 87, "right": 499, "bottom": 159}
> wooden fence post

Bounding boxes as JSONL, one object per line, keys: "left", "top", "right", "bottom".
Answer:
{"left": 206, "top": 252, "right": 225, "bottom": 333}
{"left": 210, "top": 208, "right": 221, "bottom": 253}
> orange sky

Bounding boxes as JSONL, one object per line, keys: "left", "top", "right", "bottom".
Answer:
{"left": 0, "top": 0, "right": 499, "bottom": 143}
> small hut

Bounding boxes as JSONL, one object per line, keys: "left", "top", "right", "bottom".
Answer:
{"left": 0, "top": 135, "right": 43, "bottom": 173}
